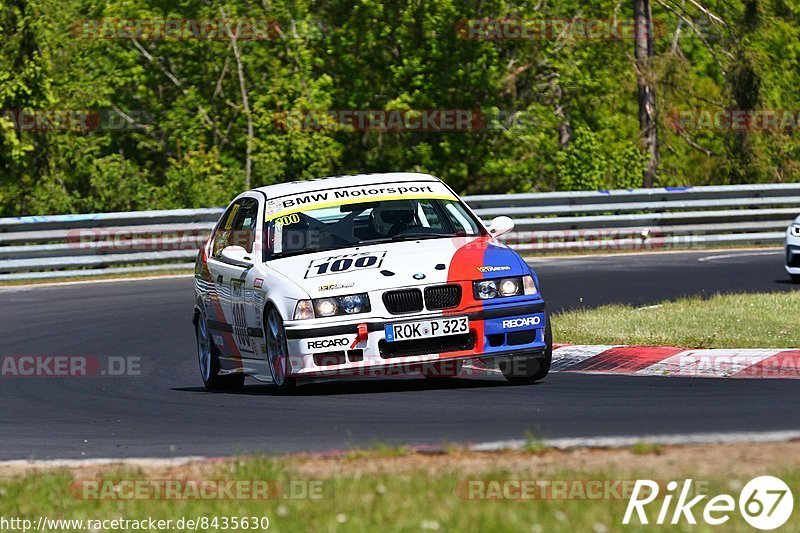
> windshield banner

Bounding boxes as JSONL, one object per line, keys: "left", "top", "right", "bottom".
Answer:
{"left": 264, "top": 181, "right": 457, "bottom": 220}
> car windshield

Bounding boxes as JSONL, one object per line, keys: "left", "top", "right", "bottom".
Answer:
{"left": 263, "top": 197, "right": 484, "bottom": 260}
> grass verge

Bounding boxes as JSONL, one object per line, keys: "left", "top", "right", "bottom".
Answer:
{"left": 553, "top": 291, "right": 800, "bottom": 348}
{"left": 2, "top": 442, "right": 799, "bottom": 532}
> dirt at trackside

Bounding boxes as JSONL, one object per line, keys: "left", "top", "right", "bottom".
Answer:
{"left": 3, "top": 441, "right": 800, "bottom": 480}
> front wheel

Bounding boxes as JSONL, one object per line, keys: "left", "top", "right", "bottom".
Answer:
{"left": 196, "top": 310, "right": 245, "bottom": 391}
{"left": 266, "top": 307, "right": 296, "bottom": 394}
{"left": 499, "top": 319, "right": 553, "bottom": 385}
{"left": 791, "top": 274, "right": 800, "bottom": 284}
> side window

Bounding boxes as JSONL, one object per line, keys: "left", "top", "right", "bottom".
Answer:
{"left": 235, "top": 198, "right": 259, "bottom": 253}
{"left": 212, "top": 201, "right": 241, "bottom": 259}
{"left": 211, "top": 198, "right": 260, "bottom": 259}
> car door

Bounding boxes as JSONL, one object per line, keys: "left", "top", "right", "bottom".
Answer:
{"left": 206, "top": 196, "right": 260, "bottom": 359}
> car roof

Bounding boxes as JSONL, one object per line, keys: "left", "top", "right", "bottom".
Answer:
{"left": 251, "top": 172, "right": 444, "bottom": 198}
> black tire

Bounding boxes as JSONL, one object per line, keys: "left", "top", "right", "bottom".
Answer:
{"left": 196, "top": 310, "right": 245, "bottom": 391}
{"left": 791, "top": 274, "right": 800, "bottom": 284}
{"left": 265, "top": 306, "right": 296, "bottom": 394}
{"left": 500, "top": 319, "right": 553, "bottom": 385}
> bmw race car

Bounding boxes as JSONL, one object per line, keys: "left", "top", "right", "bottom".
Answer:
{"left": 193, "top": 172, "right": 552, "bottom": 392}
{"left": 786, "top": 215, "right": 800, "bottom": 283}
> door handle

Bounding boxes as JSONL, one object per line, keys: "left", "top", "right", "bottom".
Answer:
{"left": 217, "top": 275, "right": 223, "bottom": 284}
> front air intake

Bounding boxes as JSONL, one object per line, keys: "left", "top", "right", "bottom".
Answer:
{"left": 382, "top": 289, "right": 424, "bottom": 314}
{"left": 424, "top": 284, "right": 462, "bottom": 310}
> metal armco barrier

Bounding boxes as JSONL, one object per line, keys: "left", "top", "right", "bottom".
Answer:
{"left": 1, "top": 184, "right": 797, "bottom": 280}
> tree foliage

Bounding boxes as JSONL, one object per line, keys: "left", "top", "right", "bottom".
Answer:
{"left": 0, "top": 0, "right": 798, "bottom": 215}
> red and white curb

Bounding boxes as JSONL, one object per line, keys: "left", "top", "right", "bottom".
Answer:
{"left": 551, "top": 344, "right": 800, "bottom": 379}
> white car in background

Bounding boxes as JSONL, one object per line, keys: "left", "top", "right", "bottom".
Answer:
{"left": 193, "top": 172, "right": 552, "bottom": 393}
{"left": 787, "top": 216, "right": 800, "bottom": 283}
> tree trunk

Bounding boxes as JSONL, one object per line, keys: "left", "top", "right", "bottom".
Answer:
{"left": 222, "top": 10, "right": 253, "bottom": 190}
{"left": 634, "top": 0, "right": 659, "bottom": 187}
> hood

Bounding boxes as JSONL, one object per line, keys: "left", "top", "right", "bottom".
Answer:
{"left": 266, "top": 236, "right": 528, "bottom": 299}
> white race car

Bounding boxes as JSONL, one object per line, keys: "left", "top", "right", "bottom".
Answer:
{"left": 193, "top": 172, "right": 551, "bottom": 392}
{"left": 786, "top": 216, "right": 800, "bottom": 283}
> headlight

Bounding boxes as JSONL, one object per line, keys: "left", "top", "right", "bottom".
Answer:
{"left": 791, "top": 224, "right": 800, "bottom": 237}
{"left": 293, "top": 300, "right": 314, "bottom": 320}
{"left": 474, "top": 280, "right": 498, "bottom": 300}
{"left": 474, "top": 275, "right": 537, "bottom": 300}
{"left": 498, "top": 278, "right": 521, "bottom": 296}
{"left": 294, "top": 294, "right": 371, "bottom": 320}
{"left": 315, "top": 298, "right": 338, "bottom": 317}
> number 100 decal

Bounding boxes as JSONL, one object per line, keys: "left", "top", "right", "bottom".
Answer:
{"left": 305, "top": 251, "right": 387, "bottom": 278}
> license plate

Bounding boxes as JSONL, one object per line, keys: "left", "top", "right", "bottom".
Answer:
{"left": 385, "top": 316, "right": 469, "bottom": 342}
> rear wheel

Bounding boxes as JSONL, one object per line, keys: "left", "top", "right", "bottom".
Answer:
{"left": 266, "top": 307, "right": 296, "bottom": 394}
{"left": 500, "top": 319, "right": 553, "bottom": 385}
{"left": 196, "top": 310, "right": 245, "bottom": 391}
{"left": 791, "top": 274, "right": 800, "bottom": 284}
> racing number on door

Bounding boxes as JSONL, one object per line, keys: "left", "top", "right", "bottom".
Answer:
{"left": 233, "top": 302, "right": 249, "bottom": 347}
{"left": 231, "top": 280, "right": 252, "bottom": 353}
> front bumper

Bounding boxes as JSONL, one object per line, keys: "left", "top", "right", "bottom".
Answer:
{"left": 283, "top": 300, "right": 548, "bottom": 378}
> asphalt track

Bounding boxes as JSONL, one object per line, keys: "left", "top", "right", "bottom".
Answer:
{"left": 1, "top": 248, "right": 797, "bottom": 460}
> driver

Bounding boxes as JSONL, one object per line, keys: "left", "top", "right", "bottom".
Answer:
{"left": 369, "top": 200, "right": 418, "bottom": 238}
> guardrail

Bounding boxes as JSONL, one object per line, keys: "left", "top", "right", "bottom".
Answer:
{"left": 1, "top": 183, "right": 797, "bottom": 280}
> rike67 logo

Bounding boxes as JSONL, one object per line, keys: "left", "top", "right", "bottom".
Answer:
{"left": 623, "top": 476, "right": 794, "bottom": 530}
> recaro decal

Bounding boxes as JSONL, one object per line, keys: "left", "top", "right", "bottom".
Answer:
{"left": 305, "top": 251, "right": 386, "bottom": 278}
{"left": 307, "top": 338, "right": 349, "bottom": 350}
{"left": 502, "top": 316, "right": 541, "bottom": 329}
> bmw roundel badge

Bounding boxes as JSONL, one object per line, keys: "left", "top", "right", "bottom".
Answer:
{"left": 413, "top": 273, "right": 426, "bottom": 280}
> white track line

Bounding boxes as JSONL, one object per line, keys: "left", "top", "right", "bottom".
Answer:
{"left": 525, "top": 246, "right": 781, "bottom": 263}
{"left": 3, "top": 430, "right": 800, "bottom": 469}
{"left": 0, "top": 273, "right": 193, "bottom": 292}
{"left": 0, "top": 456, "right": 207, "bottom": 470}
{"left": 698, "top": 250, "right": 783, "bottom": 262}
{"left": 470, "top": 430, "right": 800, "bottom": 452}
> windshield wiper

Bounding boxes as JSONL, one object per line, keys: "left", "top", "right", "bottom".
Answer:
{"left": 360, "top": 233, "right": 460, "bottom": 245}
{"left": 393, "top": 233, "right": 458, "bottom": 240}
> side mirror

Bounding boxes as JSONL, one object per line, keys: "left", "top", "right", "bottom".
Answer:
{"left": 488, "top": 216, "right": 515, "bottom": 237}
{"left": 220, "top": 245, "right": 254, "bottom": 268}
